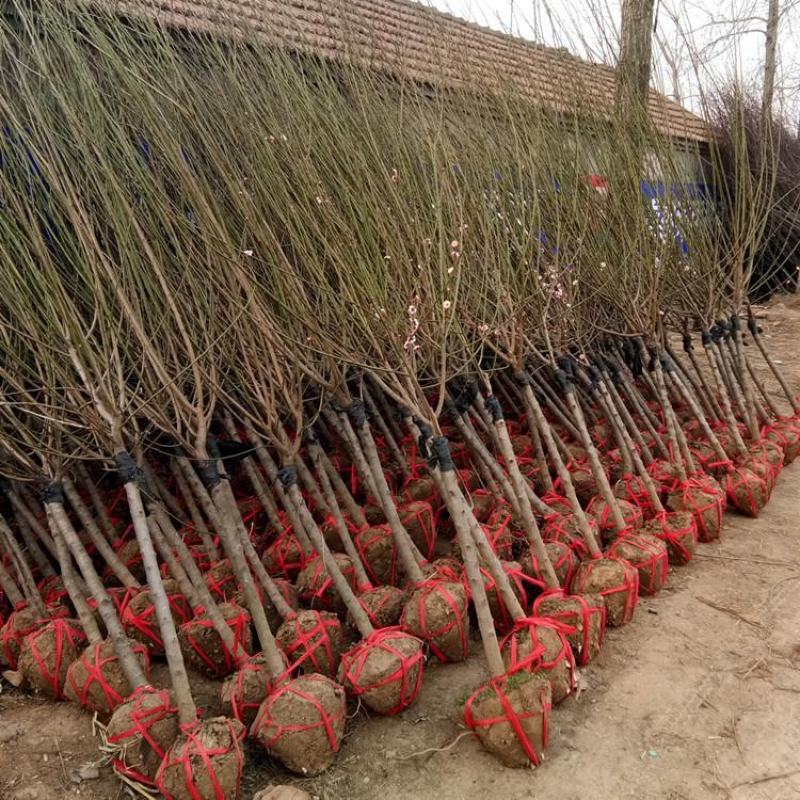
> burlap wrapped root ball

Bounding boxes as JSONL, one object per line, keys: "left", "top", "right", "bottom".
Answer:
{"left": 123, "top": 580, "right": 192, "bottom": 656}
{"left": 157, "top": 716, "right": 245, "bottom": 800}
{"left": 464, "top": 672, "right": 552, "bottom": 768}
{"left": 500, "top": 617, "right": 575, "bottom": 704}
{"left": 221, "top": 650, "right": 290, "bottom": 728}
{"left": 1, "top": 605, "right": 48, "bottom": 669}
{"left": 665, "top": 479, "right": 723, "bottom": 544}
{"left": 541, "top": 514, "right": 593, "bottom": 561}
{"left": 350, "top": 585, "right": 406, "bottom": 630}
{"left": 338, "top": 628, "right": 424, "bottom": 715}
{"left": 65, "top": 638, "right": 151, "bottom": 717}
{"left": 533, "top": 591, "right": 606, "bottom": 666}
{"left": 354, "top": 525, "right": 401, "bottom": 586}
{"left": 399, "top": 500, "right": 437, "bottom": 560}
{"left": 587, "top": 496, "right": 643, "bottom": 546}
{"left": 295, "top": 554, "right": 357, "bottom": 615}
{"left": 276, "top": 609, "right": 344, "bottom": 677}
{"left": 17, "top": 618, "right": 86, "bottom": 699}
{"left": 724, "top": 466, "right": 770, "bottom": 517}
{"left": 178, "top": 602, "right": 252, "bottom": 679}
{"left": 569, "top": 557, "right": 639, "bottom": 627}
{"left": 641, "top": 511, "right": 698, "bottom": 565}
{"left": 607, "top": 533, "right": 668, "bottom": 596}
{"left": 107, "top": 686, "right": 179, "bottom": 783}
{"left": 251, "top": 674, "right": 346, "bottom": 776}
{"left": 613, "top": 474, "right": 654, "bottom": 518}
{"left": 400, "top": 580, "right": 469, "bottom": 663}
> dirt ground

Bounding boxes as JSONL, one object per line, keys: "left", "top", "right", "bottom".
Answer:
{"left": 3, "top": 297, "right": 800, "bottom": 800}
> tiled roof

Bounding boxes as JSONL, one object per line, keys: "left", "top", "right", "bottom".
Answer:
{"left": 102, "top": 0, "right": 711, "bottom": 142}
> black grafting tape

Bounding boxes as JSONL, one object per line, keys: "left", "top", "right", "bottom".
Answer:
{"left": 430, "top": 437, "right": 455, "bottom": 472}
{"left": 485, "top": 394, "right": 504, "bottom": 422}
{"left": 196, "top": 459, "right": 222, "bottom": 491}
{"left": 40, "top": 482, "right": 65, "bottom": 505}
{"left": 278, "top": 465, "right": 298, "bottom": 489}
{"left": 347, "top": 400, "right": 368, "bottom": 430}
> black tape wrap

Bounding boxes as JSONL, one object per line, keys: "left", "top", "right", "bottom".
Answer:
{"left": 513, "top": 370, "right": 533, "bottom": 386}
{"left": 396, "top": 405, "right": 412, "bottom": 421}
{"left": 747, "top": 315, "right": 759, "bottom": 336}
{"left": 413, "top": 417, "right": 433, "bottom": 460}
{"left": 278, "top": 466, "right": 298, "bottom": 490}
{"left": 452, "top": 381, "right": 478, "bottom": 415}
{"left": 682, "top": 334, "right": 693, "bottom": 353}
{"left": 429, "top": 437, "right": 455, "bottom": 472}
{"left": 196, "top": 459, "right": 223, "bottom": 491}
{"left": 586, "top": 364, "right": 601, "bottom": 393}
{"left": 347, "top": 400, "right": 368, "bottom": 430}
{"left": 40, "top": 482, "right": 65, "bottom": 505}
{"left": 701, "top": 330, "right": 712, "bottom": 346}
{"left": 730, "top": 314, "right": 741, "bottom": 333}
{"left": 114, "top": 451, "right": 152, "bottom": 499}
{"left": 443, "top": 398, "right": 461, "bottom": 422}
{"left": 485, "top": 395, "right": 504, "bottom": 422}
{"left": 0, "top": 478, "right": 8, "bottom": 496}
{"left": 207, "top": 435, "right": 223, "bottom": 462}
{"left": 660, "top": 355, "right": 675, "bottom": 373}
{"left": 163, "top": 436, "right": 185, "bottom": 458}
{"left": 329, "top": 399, "right": 347, "bottom": 414}
{"left": 553, "top": 368, "right": 574, "bottom": 394}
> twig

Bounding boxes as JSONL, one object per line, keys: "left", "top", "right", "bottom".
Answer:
{"left": 731, "top": 768, "right": 800, "bottom": 788}
{"left": 695, "top": 596, "right": 764, "bottom": 630}
{"left": 395, "top": 730, "right": 472, "bottom": 760}
{"left": 694, "top": 553, "right": 799, "bottom": 569}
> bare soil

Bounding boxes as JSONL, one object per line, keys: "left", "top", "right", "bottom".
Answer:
{"left": 3, "top": 296, "right": 800, "bottom": 799}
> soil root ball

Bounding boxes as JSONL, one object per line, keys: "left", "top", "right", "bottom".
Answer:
{"left": 569, "top": 558, "right": 639, "bottom": 627}
{"left": 532, "top": 591, "right": 606, "bottom": 666}
{"left": 251, "top": 674, "right": 346, "bottom": 776}
{"left": 587, "top": 497, "right": 643, "bottom": 545}
{"left": 499, "top": 617, "right": 575, "bottom": 703}
{"left": 350, "top": 585, "right": 406, "bottom": 630}
{"left": 666, "top": 480, "right": 724, "bottom": 543}
{"left": 65, "top": 638, "right": 150, "bottom": 717}
{"left": 354, "top": 525, "right": 402, "bottom": 586}
{"left": 276, "top": 609, "right": 343, "bottom": 677}
{"left": 157, "top": 716, "right": 245, "bottom": 800}
{"left": 541, "top": 515, "right": 593, "bottom": 561}
{"left": 724, "top": 467, "right": 770, "bottom": 517}
{"left": 400, "top": 580, "right": 469, "bottom": 663}
{"left": 1, "top": 606, "right": 48, "bottom": 669}
{"left": 178, "top": 602, "right": 252, "bottom": 679}
{"left": 296, "top": 554, "right": 357, "bottom": 614}
{"left": 262, "top": 531, "right": 308, "bottom": 580}
{"left": 400, "top": 500, "right": 437, "bottom": 560}
{"left": 205, "top": 560, "right": 240, "bottom": 601}
{"left": 464, "top": 672, "right": 552, "bottom": 768}
{"left": 107, "top": 686, "right": 179, "bottom": 783}
{"left": 613, "top": 474, "right": 654, "bottom": 518}
{"left": 221, "top": 650, "right": 291, "bottom": 728}
{"left": 481, "top": 562, "right": 538, "bottom": 633}
{"left": 264, "top": 578, "right": 299, "bottom": 631}
{"left": 642, "top": 511, "right": 698, "bottom": 565}
{"left": 18, "top": 618, "right": 86, "bottom": 699}
{"left": 123, "top": 581, "right": 192, "bottom": 655}
{"left": 338, "top": 628, "right": 424, "bottom": 715}
{"left": 607, "top": 533, "right": 669, "bottom": 595}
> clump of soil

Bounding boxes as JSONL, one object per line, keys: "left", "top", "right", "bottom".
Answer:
{"left": 614, "top": 474, "right": 653, "bottom": 518}
{"left": 65, "top": 638, "right": 150, "bottom": 717}
{"left": 500, "top": 618, "right": 575, "bottom": 703}
{"left": 545, "top": 541, "right": 577, "bottom": 587}
{"left": 276, "top": 609, "right": 344, "bottom": 677}
{"left": 350, "top": 585, "right": 406, "bottom": 630}
{"left": 588, "top": 497, "right": 643, "bottom": 545}
{"left": 107, "top": 686, "right": 179, "bottom": 782}
{"left": 17, "top": 618, "right": 86, "bottom": 699}
{"left": 221, "top": 650, "right": 290, "bottom": 727}
{"left": 569, "top": 558, "right": 639, "bottom": 627}
{"left": 724, "top": 466, "right": 770, "bottom": 517}
{"left": 296, "top": 554, "right": 356, "bottom": 614}
{"left": 178, "top": 602, "right": 252, "bottom": 679}
{"left": 400, "top": 475, "right": 437, "bottom": 505}
{"left": 642, "top": 511, "right": 699, "bottom": 565}
{"left": 123, "top": 581, "right": 192, "bottom": 655}
{"left": 533, "top": 591, "right": 606, "bottom": 665}
{"left": 647, "top": 460, "right": 684, "bottom": 497}
{"left": 251, "top": 674, "right": 346, "bottom": 776}
{"left": 666, "top": 482, "right": 723, "bottom": 543}
{"left": 464, "top": 672, "right": 552, "bottom": 768}
{"left": 338, "top": 629, "right": 424, "bottom": 714}
{"left": 1, "top": 605, "right": 48, "bottom": 669}
{"left": 400, "top": 580, "right": 469, "bottom": 663}
{"left": 263, "top": 532, "right": 308, "bottom": 580}
{"left": 157, "top": 716, "right": 245, "bottom": 800}
{"left": 541, "top": 515, "right": 593, "bottom": 561}
{"left": 477, "top": 518, "right": 514, "bottom": 561}
{"left": 567, "top": 464, "right": 598, "bottom": 505}
{"left": 205, "top": 559, "right": 240, "bottom": 601}
{"left": 400, "top": 500, "right": 437, "bottom": 559}
{"left": 354, "top": 525, "right": 401, "bottom": 586}
{"left": 264, "top": 578, "right": 299, "bottom": 631}
{"left": 607, "top": 533, "right": 669, "bottom": 595}
{"left": 481, "top": 562, "right": 532, "bottom": 633}
{"left": 470, "top": 491, "right": 501, "bottom": 523}
{"left": 111, "top": 539, "right": 147, "bottom": 584}
{"left": 420, "top": 557, "right": 464, "bottom": 584}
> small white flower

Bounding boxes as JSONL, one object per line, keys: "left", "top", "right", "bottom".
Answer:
{"left": 447, "top": 266, "right": 455, "bottom": 275}
{"left": 442, "top": 300, "right": 452, "bottom": 310}
{"left": 408, "top": 305, "right": 417, "bottom": 315}
{"left": 242, "top": 249, "right": 253, "bottom": 257}
{"left": 450, "top": 240, "right": 459, "bottom": 249}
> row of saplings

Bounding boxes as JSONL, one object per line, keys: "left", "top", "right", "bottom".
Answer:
{"left": 1, "top": 380, "right": 797, "bottom": 798}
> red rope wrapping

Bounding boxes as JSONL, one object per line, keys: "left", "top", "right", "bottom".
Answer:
{"left": 21, "top": 618, "right": 87, "bottom": 699}
{"left": 533, "top": 590, "right": 606, "bottom": 666}
{"left": 569, "top": 557, "right": 639, "bottom": 627}
{"left": 422, "top": 557, "right": 465, "bottom": 585}
{"left": 66, "top": 639, "right": 151, "bottom": 715}
{"left": 37, "top": 575, "right": 69, "bottom": 607}
{"left": 541, "top": 515, "right": 592, "bottom": 561}
{"left": 544, "top": 541, "right": 578, "bottom": 588}
{"left": 644, "top": 511, "right": 698, "bottom": 565}
{"left": 607, "top": 534, "right": 668, "bottom": 596}
{"left": 262, "top": 529, "right": 309, "bottom": 580}
{"left": 500, "top": 616, "right": 576, "bottom": 696}
{"left": 123, "top": 588, "right": 193, "bottom": 654}
{"left": 339, "top": 627, "right": 424, "bottom": 715}
{"left": 723, "top": 466, "right": 769, "bottom": 518}
{"left": 399, "top": 501, "right": 437, "bottom": 560}
{"left": 767, "top": 419, "right": 800, "bottom": 463}
{"left": 470, "top": 490, "right": 504, "bottom": 524}
{"left": 647, "top": 459, "right": 683, "bottom": 496}
{"left": 614, "top": 473, "right": 655, "bottom": 519}
{"left": 540, "top": 492, "right": 574, "bottom": 516}
{"left": 179, "top": 605, "right": 252, "bottom": 678}
{"left": 297, "top": 554, "right": 356, "bottom": 613}
{"left": 587, "top": 496, "right": 642, "bottom": 540}
{"left": 223, "top": 651, "right": 290, "bottom": 726}
{"left": 88, "top": 588, "right": 135, "bottom": 617}
{"left": 480, "top": 514, "right": 515, "bottom": 561}
{"left": 479, "top": 564, "right": 537, "bottom": 633}
{"left": 205, "top": 560, "right": 240, "bottom": 601}
{"left": 749, "top": 441, "right": 783, "bottom": 492}
{"left": 156, "top": 717, "right": 245, "bottom": 800}
{"left": 669, "top": 479, "right": 724, "bottom": 543}
{"left": 400, "top": 580, "right": 469, "bottom": 663}
{"left": 1, "top": 605, "right": 47, "bottom": 669}
{"left": 105, "top": 536, "right": 144, "bottom": 582}
{"left": 355, "top": 525, "right": 401, "bottom": 586}
{"left": 356, "top": 586, "right": 405, "bottom": 628}
{"left": 463, "top": 674, "right": 551, "bottom": 767}
{"left": 278, "top": 610, "right": 342, "bottom": 676}
{"left": 250, "top": 674, "right": 346, "bottom": 759}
